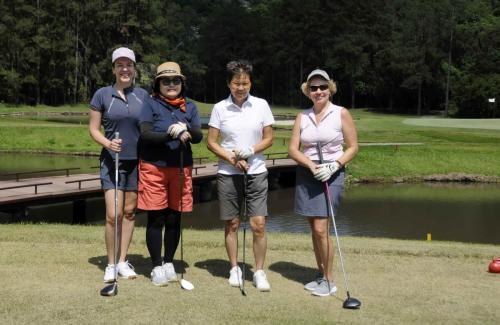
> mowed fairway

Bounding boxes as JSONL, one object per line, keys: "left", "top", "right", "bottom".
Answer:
{"left": 0, "top": 224, "right": 499, "bottom": 324}
{"left": 403, "top": 118, "right": 500, "bottom": 130}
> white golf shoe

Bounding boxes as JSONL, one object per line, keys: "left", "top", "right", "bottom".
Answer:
{"left": 151, "top": 266, "right": 169, "bottom": 286}
{"left": 103, "top": 264, "right": 116, "bottom": 283}
{"left": 162, "top": 262, "right": 178, "bottom": 282}
{"left": 228, "top": 266, "right": 243, "bottom": 287}
{"left": 253, "top": 269, "right": 271, "bottom": 292}
{"left": 117, "top": 261, "right": 137, "bottom": 279}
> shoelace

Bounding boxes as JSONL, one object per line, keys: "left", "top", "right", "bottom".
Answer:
{"left": 121, "top": 261, "right": 134, "bottom": 270}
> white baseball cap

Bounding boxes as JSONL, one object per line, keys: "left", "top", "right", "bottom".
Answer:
{"left": 112, "top": 47, "right": 136, "bottom": 63}
{"left": 306, "top": 69, "right": 330, "bottom": 81}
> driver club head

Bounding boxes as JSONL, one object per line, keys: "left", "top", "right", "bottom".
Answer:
{"left": 100, "top": 282, "right": 118, "bottom": 297}
{"left": 343, "top": 297, "right": 361, "bottom": 309}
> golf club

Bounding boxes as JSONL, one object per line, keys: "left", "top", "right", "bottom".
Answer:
{"left": 316, "top": 142, "right": 361, "bottom": 309}
{"left": 239, "top": 169, "right": 248, "bottom": 296}
{"left": 100, "top": 132, "right": 120, "bottom": 297}
{"left": 178, "top": 142, "right": 194, "bottom": 291}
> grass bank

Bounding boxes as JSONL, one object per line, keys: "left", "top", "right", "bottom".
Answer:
{"left": 0, "top": 224, "right": 498, "bottom": 324}
{"left": 1, "top": 105, "right": 500, "bottom": 180}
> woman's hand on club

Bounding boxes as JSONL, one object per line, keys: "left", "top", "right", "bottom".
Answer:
{"left": 314, "top": 161, "right": 340, "bottom": 182}
{"left": 234, "top": 146, "right": 254, "bottom": 160}
{"left": 108, "top": 138, "right": 122, "bottom": 152}
{"left": 234, "top": 159, "right": 249, "bottom": 171}
{"left": 167, "top": 122, "right": 187, "bottom": 138}
{"left": 179, "top": 131, "right": 192, "bottom": 143}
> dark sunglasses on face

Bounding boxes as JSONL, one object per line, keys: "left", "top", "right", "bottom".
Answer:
{"left": 160, "top": 77, "right": 182, "bottom": 86}
{"left": 309, "top": 84, "right": 329, "bottom": 92}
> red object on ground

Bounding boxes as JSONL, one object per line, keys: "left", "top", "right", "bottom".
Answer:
{"left": 488, "top": 257, "right": 500, "bottom": 273}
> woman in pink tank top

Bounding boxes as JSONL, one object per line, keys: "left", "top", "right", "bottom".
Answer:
{"left": 288, "top": 69, "right": 358, "bottom": 297}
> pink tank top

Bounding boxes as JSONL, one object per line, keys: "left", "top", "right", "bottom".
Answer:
{"left": 299, "top": 102, "right": 343, "bottom": 162}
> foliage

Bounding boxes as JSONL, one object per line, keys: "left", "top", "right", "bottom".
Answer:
{"left": 0, "top": 0, "right": 498, "bottom": 117}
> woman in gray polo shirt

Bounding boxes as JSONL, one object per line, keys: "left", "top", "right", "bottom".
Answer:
{"left": 89, "top": 47, "right": 148, "bottom": 283}
{"left": 207, "top": 60, "right": 275, "bottom": 292}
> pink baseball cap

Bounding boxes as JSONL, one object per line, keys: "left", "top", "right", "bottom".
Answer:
{"left": 112, "top": 47, "right": 136, "bottom": 63}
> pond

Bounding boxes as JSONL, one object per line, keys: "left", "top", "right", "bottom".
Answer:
{"left": 0, "top": 152, "right": 98, "bottom": 178}
{"left": 5, "top": 180, "right": 499, "bottom": 245}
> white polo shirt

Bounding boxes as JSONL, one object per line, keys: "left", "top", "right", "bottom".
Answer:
{"left": 209, "top": 94, "right": 275, "bottom": 175}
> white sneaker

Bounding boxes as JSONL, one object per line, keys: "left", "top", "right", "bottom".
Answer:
{"left": 253, "top": 269, "right": 271, "bottom": 291}
{"left": 228, "top": 266, "right": 243, "bottom": 287}
{"left": 162, "top": 262, "right": 178, "bottom": 282}
{"left": 151, "top": 266, "right": 168, "bottom": 286}
{"left": 103, "top": 264, "right": 116, "bottom": 283}
{"left": 117, "top": 261, "right": 137, "bottom": 279}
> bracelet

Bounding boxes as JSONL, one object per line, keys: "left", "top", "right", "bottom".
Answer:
{"left": 335, "top": 160, "right": 343, "bottom": 168}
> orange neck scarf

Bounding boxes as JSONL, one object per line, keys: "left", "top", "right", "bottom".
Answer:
{"left": 159, "top": 94, "right": 186, "bottom": 112}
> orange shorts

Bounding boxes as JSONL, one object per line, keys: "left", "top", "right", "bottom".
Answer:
{"left": 138, "top": 160, "right": 193, "bottom": 212}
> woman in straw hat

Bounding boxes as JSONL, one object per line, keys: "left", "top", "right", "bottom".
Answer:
{"left": 138, "top": 61, "right": 203, "bottom": 286}
{"left": 288, "top": 69, "right": 358, "bottom": 297}
{"left": 89, "top": 47, "right": 148, "bottom": 283}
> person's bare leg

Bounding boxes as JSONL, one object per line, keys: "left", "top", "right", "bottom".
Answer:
{"left": 250, "top": 216, "right": 267, "bottom": 270}
{"left": 311, "top": 218, "right": 334, "bottom": 280}
{"left": 104, "top": 189, "right": 124, "bottom": 264}
{"left": 225, "top": 218, "right": 240, "bottom": 267}
{"left": 118, "top": 191, "right": 137, "bottom": 262}
{"left": 308, "top": 217, "right": 324, "bottom": 274}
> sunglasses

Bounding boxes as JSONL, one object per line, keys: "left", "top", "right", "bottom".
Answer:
{"left": 160, "top": 77, "right": 182, "bottom": 86}
{"left": 309, "top": 84, "right": 329, "bottom": 92}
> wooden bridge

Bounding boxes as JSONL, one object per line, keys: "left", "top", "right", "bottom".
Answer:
{"left": 0, "top": 155, "right": 296, "bottom": 222}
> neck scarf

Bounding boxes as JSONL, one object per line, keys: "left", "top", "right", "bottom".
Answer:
{"left": 159, "top": 94, "right": 186, "bottom": 112}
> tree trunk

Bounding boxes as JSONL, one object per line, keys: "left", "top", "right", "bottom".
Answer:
{"left": 74, "top": 12, "right": 79, "bottom": 104}
{"left": 36, "top": 0, "right": 41, "bottom": 105}
{"left": 271, "top": 68, "right": 275, "bottom": 105}
{"left": 417, "top": 79, "right": 422, "bottom": 116}
{"left": 444, "top": 11, "right": 454, "bottom": 117}
{"left": 350, "top": 78, "right": 356, "bottom": 108}
{"left": 299, "top": 58, "right": 303, "bottom": 108}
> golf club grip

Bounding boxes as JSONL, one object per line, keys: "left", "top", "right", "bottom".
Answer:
{"left": 316, "top": 142, "right": 324, "bottom": 163}
{"left": 114, "top": 131, "right": 120, "bottom": 165}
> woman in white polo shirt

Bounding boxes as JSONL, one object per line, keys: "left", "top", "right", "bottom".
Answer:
{"left": 207, "top": 60, "right": 274, "bottom": 292}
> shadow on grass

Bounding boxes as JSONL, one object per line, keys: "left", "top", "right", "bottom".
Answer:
{"left": 88, "top": 254, "right": 190, "bottom": 278}
{"left": 268, "top": 261, "right": 318, "bottom": 285}
{"left": 194, "top": 259, "right": 254, "bottom": 281}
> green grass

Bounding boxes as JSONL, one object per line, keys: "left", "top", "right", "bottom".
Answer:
{"left": 0, "top": 103, "right": 89, "bottom": 113}
{"left": 0, "top": 224, "right": 499, "bottom": 324}
{"left": 1, "top": 105, "right": 500, "bottom": 179}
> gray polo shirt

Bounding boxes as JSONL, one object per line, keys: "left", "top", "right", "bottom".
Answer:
{"left": 90, "top": 85, "right": 148, "bottom": 160}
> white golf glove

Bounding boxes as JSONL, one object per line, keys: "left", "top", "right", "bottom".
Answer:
{"left": 167, "top": 122, "right": 187, "bottom": 139}
{"left": 234, "top": 146, "right": 254, "bottom": 160}
{"left": 314, "top": 161, "right": 341, "bottom": 182}
{"left": 179, "top": 131, "right": 192, "bottom": 143}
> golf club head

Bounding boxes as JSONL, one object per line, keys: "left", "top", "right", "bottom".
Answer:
{"left": 180, "top": 279, "right": 194, "bottom": 291}
{"left": 100, "top": 282, "right": 118, "bottom": 297}
{"left": 343, "top": 297, "right": 361, "bottom": 309}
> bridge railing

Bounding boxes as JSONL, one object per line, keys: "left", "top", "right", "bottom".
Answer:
{"left": 1, "top": 168, "right": 81, "bottom": 181}
{"left": 0, "top": 182, "right": 53, "bottom": 194}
